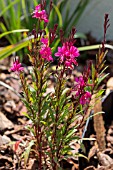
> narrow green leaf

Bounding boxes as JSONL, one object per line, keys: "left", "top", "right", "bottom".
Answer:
{"left": 0, "top": 22, "right": 14, "bottom": 44}
{"left": 0, "top": 40, "right": 29, "bottom": 60}
{"left": 22, "top": 112, "right": 30, "bottom": 119}
{"left": 0, "top": 29, "right": 29, "bottom": 39}
{"left": 65, "top": 128, "right": 77, "bottom": 141}
{"left": 22, "top": 140, "right": 34, "bottom": 166}
{"left": 91, "top": 63, "right": 95, "bottom": 81}
{"left": 97, "top": 73, "right": 109, "bottom": 87}
{"left": 21, "top": 0, "right": 29, "bottom": 23}
{"left": 52, "top": 4, "right": 63, "bottom": 28}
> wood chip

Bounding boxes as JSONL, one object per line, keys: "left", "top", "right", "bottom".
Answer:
{"left": 0, "top": 112, "right": 14, "bottom": 131}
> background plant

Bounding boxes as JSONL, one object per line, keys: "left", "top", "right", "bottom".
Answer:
{"left": 0, "top": 0, "right": 90, "bottom": 60}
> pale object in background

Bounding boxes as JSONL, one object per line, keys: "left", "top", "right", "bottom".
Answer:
{"left": 70, "top": 0, "right": 113, "bottom": 40}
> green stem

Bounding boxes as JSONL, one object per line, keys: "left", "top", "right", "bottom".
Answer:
{"left": 34, "top": 61, "right": 44, "bottom": 169}
{"left": 52, "top": 65, "right": 66, "bottom": 169}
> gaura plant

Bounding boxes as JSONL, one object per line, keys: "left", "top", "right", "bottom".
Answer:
{"left": 11, "top": 1, "right": 109, "bottom": 169}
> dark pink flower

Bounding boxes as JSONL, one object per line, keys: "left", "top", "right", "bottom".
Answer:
{"left": 80, "top": 91, "right": 91, "bottom": 105}
{"left": 40, "top": 37, "right": 53, "bottom": 61}
{"left": 32, "top": 4, "right": 49, "bottom": 23}
{"left": 55, "top": 42, "right": 79, "bottom": 68}
{"left": 73, "top": 76, "right": 85, "bottom": 96}
{"left": 40, "top": 37, "right": 48, "bottom": 46}
{"left": 72, "top": 76, "right": 92, "bottom": 105}
{"left": 10, "top": 60, "right": 24, "bottom": 73}
{"left": 75, "top": 76, "right": 85, "bottom": 88}
{"left": 40, "top": 46, "right": 53, "bottom": 61}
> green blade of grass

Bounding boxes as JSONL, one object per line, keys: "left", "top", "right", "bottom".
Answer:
{"left": 0, "top": 22, "right": 14, "bottom": 44}
{"left": 52, "top": 3, "right": 63, "bottom": 28}
{"left": 0, "top": 40, "right": 29, "bottom": 60}
{"left": 21, "top": 0, "right": 29, "bottom": 23}
{"left": 0, "top": 29, "right": 29, "bottom": 39}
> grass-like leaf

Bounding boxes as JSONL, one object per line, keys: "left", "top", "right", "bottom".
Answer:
{"left": 0, "top": 29, "right": 29, "bottom": 39}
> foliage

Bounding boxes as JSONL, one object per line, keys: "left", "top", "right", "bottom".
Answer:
{"left": 10, "top": 2, "right": 109, "bottom": 169}
{"left": 0, "top": 0, "right": 38, "bottom": 57}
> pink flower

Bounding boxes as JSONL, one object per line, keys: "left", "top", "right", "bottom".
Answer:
{"left": 40, "top": 46, "right": 53, "bottom": 61}
{"left": 72, "top": 76, "right": 85, "bottom": 96}
{"left": 32, "top": 4, "right": 49, "bottom": 23}
{"left": 72, "top": 76, "right": 92, "bottom": 105}
{"left": 41, "top": 37, "right": 48, "bottom": 46}
{"left": 40, "top": 37, "right": 53, "bottom": 61}
{"left": 75, "top": 76, "right": 85, "bottom": 88}
{"left": 80, "top": 92, "right": 91, "bottom": 105}
{"left": 55, "top": 42, "right": 79, "bottom": 68}
{"left": 10, "top": 60, "right": 24, "bottom": 73}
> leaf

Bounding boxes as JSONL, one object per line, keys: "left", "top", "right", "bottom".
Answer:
{"left": 91, "top": 63, "right": 96, "bottom": 81}
{"left": 0, "top": 29, "right": 29, "bottom": 39}
{"left": 47, "top": 105, "right": 55, "bottom": 122}
{"left": 75, "top": 153, "right": 88, "bottom": 160}
{"left": 52, "top": 3, "right": 63, "bottom": 28}
{"left": 65, "top": 128, "right": 77, "bottom": 141}
{"left": 21, "top": 140, "right": 34, "bottom": 166}
{"left": 0, "top": 22, "right": 14, "bottom": 44}
{"left": 22, "top": 112, "right": 30, "bottom": 119}
{"left": 58, "top": 105, "right": 70, "bottom": 124}
{"left": 99, "top": 65, "right": 108, "bottom": 77}
{"left": 96, "top": 89, "right": 105, "bottom": 98}
{"left": 62, "top": 146, "right": 72, "bottom": 154}
{"left": 21, "top": 99, "right": 33, "bottom": 115}
{"left": 97, "top": 73, "right": 109, "bottom": 87}
{"left": 0, "top": 40, "right": 29, "bottom": 60}
{"left": 64, "top": 136, "right": 80, "bottom": 144}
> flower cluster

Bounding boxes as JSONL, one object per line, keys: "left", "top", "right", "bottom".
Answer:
{"left": 32, "top": 4, "right": 49, "bottom": 23}
{"left": 55, "top": 42, "right": 80, "bottom": 69}
{"left": 40, "top": 37, "right": 53, "bottom": 61}
{"left": 73, "top": 76, "right": 91, "bottom": 105}
{"left": 10, "top": 59, "right": 24, "bottom": 74}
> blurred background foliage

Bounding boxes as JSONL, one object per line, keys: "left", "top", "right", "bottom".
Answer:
{"left": 0, "top": 0, "right": 90, "bottom": 61}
